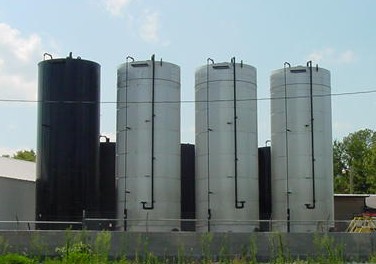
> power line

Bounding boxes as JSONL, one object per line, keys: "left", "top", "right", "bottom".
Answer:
{"left": 0, "top": 89, "right": 376, "bottom": 104}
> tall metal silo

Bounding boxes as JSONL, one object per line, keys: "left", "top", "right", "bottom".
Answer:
{"left": 181, "top": 143, "right": 196, "bottom": 231}
{"left": 258, "top": 146, "right": 272, "bottom": 232}
{"left": 195, "top": 58, "right": 259, "bottom": 232}
{"left": 270, "top": 62, "right": 334, "bottom": 232}
{"left": 116, "top": 55, "right": 181, "bottom": 232}
{"left": 99, "top": 136, "right": 116, "bottom": 230}
{"left": 36, "top": 53, "right": 100, "bottom": 230}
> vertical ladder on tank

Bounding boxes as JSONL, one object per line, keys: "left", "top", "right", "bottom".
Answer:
{"left": 283, "top": 62, "right": 291, "bottom": 232}
{"left": 231, "top": 57, "right": 245, "bottom": 209}
{"left": 305, "top": 61, "right": 316, "bottom": 210}
{"left": 123, "top": 56, "right": 135, "bottom": 228}
{"left": 142, "top": 54, "right": 156, "bottom": 210}
{"left": 206, "top": 58, "right": 214, "bottom": 232}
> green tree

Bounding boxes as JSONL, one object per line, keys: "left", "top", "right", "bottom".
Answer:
{"left": 333, "top": 140, "right": 347, "bottom": 193}
{"left": 333, "top": 129, "right": 376, "bottom": 194}
{"left": 12, "top": 149, "right": 36, "bottom": 162}
{"left": 365, "top": 143, "right": 376, "bottom": 193}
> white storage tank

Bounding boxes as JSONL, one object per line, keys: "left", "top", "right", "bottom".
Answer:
{"left": 116, "top": 55, "right": 181, "bottom": 232}
{"left": 270, "top": 62, "right": 334, "bottom": 232}
{"left": 195, "top": 58, "right": 259, "bottom": 232}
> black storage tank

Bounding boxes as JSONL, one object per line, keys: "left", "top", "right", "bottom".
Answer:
{"left": 258, "top": 146, "right": 272, "bottom": 231}
{"left": 36, "top": 53, "right": 100, "bottom": 229}
{"left": 99, "top": 137, "right": 116, "bottom": 230}
{"left": 180, "top": 143, "right": 196, "bottom": 231}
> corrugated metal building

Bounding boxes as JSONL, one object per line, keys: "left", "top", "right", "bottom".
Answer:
{"left": 0, "top": 157, "right": 36, "bottom": 229}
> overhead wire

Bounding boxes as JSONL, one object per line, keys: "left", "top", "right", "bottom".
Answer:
{"left": 0, "top": 89, "right": 376, "bottom": 104}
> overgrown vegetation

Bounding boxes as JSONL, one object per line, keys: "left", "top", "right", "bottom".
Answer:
{"left": 12, "top": 149, "right": 36, "bottom": 162}
{"left": 0, "top": 232, "right": 372, "bottom": 263}
{"left": 313, "top": 233, "right": 344, "bottom": 264}
{"left": 333, "top": 128, "right": 376, "bottom": 193}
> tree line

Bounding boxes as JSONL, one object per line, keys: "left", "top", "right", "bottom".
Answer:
{"left": 1, "top": 149, "right": 36, "bottom": 162}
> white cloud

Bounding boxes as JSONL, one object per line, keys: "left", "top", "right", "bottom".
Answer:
{"left": 0, "top": 73, "right": 36, "bottom": 100}
{"left": 0, "top": 23, "right": 49, "bottom": 100}
{"left": 139, "top": 10, "right": 160, "bottom": 43}
{"left": 333, "top": 121, "right": 353, "bottom": 140}
{"left": 308, "top": 48, "right": 334, "bottom": 63}
{"left": 102, "top": 1, "right": 168, "bottom": 46}
{"left": 104, "top": 0, "right": 132, "bottom": 16}
{"left": 338, "top": 50, "right": 356, "bottom": 64}
{"left": 307, "top": 48, "right": 356, "bottom": 65}
{"left": 0, "top": 23, "right": 41, "bottom": 63}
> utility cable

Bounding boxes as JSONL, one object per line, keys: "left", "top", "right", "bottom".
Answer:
{"left": 0, "top": 89, "right": 376, "bottom": 104}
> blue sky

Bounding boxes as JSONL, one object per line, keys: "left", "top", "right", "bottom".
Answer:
{"left": 0, "top": 0, "right": 375, "bottom": 155}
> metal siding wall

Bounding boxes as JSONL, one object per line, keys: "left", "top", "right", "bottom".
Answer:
{"left": 0, "top": 178, "right": 35, "bottom": 230}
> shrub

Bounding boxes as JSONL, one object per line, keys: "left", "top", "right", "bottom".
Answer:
{"left": 55, "top": 241, "right": 92, "bottom": 263}
{"left": 0, "top": 253, "right": 35, "bottom": 264}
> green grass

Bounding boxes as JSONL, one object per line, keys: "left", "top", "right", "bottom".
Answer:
{"left": 0, "top": 232, "right": 372, "bottom": 263}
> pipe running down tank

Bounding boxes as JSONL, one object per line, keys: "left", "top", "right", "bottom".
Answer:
{"left": 116, "top": 55, "right": 181, "bottom": 232}
{"left": 195, "top": 58, "right": 259, "bottom": 232}
{"left": 270, "top": 62, "right": 334, "bottom": 232}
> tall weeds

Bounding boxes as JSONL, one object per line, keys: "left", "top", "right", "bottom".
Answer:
{"left": 0, "top": 230, "right": 364, "bottom": 263}
{"left": 313, "top": 233, "right": 344, "bottom": 264}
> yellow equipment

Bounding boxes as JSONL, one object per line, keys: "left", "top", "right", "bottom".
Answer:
{"left": 346, "top": 216, "right": 376, "bottom": 233}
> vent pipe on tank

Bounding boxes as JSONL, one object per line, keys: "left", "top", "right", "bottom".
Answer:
{"left": 126, "top": 56, "right": 135, "bottom": 62}
{"left": 43, "top": 53, "right": 53, "bottom": 60}
{"left": 231, "top": 57, "right": 245, "bottom": 209}
{"left": 141, "top": 54, "right": 156, "bottom": 210}
{"left": 305, "top": 60, "right": 316, "bottom": 210}
{"left": 100, "top": 135, "right": 110, "bottom": 143}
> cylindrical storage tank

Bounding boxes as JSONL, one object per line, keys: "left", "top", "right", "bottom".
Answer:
{"left": 258, "top": 146, "right": 272, "bottom": 232}
{"left": 181, "top": 143, "right": 196, "bottom": 231}
{"left": 99, "top": 137, "right": 116, "bottom": 230}
{"left": 36, "top": 53, "right": 100, "bottom": 230}
{"left": 116, "top": 56, "right": 181, "bottom": 232}
{"left": 195, "top": 58, "right": 259, "bottom": 232}
{"left": 270, "top": 63, "right": 334, "bottom": 232}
